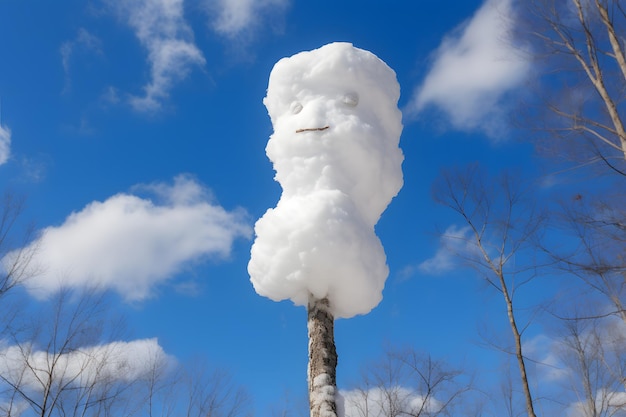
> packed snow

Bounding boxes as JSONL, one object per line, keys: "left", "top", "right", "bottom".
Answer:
{"left": 248, "top": 42, "right": 403, "bottom": 319}
{"left": 311, "top": 373, "right": 337, "bottom": 416}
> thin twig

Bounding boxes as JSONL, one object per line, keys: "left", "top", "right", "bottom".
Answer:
{"left": 295, "top": 126, "right": 329, "bottom": 133}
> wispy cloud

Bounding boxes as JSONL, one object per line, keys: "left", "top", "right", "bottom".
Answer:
{"left": 205, "top": 0, "right": 289, "bottom": 39}
{"left": 108, "top": 0, "right": 206, "bottom": 112}
{"left": 407, "top": 0, "right": 530, "bottom": 138}
{"left": 60, "top": 28, "right": 103, "bottom": 94}
{"left": 15, "top": 154, "right": 50, "bottom": 183}
{"left": 3, "top": 175, "right": 251, "bottom": 301}
{"left": 0, "top": 122, "right": 10, "bottom": 166}
{"left": 418, "top": 225, "right": 475, "bottom": 275}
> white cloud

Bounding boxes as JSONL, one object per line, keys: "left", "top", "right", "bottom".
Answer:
{"left": 418, "top": 225, "right": 475, "bottom": 275}
{"left": 338, "top": 387, "right": 442, "bottom": 417}
{"left": 408, "top": 0, "right": 530, "bottom": 138}
{"left": 0, "top": 123, "right": 10, "bottom": 166}
{"left": 3, "top": 175, "right": 251, "bottom": 301}
{"left": 0, "top": 338, "right": 171, "bottom": 392}
{"left": 206, "top": 0, "right": 289, "bottom": 39}
{"left": 109, "top": 0, "right": 206, "bottom": 112}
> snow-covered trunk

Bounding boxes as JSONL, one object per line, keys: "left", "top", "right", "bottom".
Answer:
{"left": 307, "top": 296, "right": 337, "bottom": 417}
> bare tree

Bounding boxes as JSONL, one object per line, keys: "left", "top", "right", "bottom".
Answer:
{"left": 497, "top": 361, "right": 518, "bottom": 417}
{"left": 432, "top": 166, "right": 547, "bottom": 417}
{"left": 540, "top": 196, "right": 626, "bottom": 416}
{"left": 0, "top": 191, "right": 37, "bottom": 299}
{"left": 515, "top": 0, "right": 626, "bottom": 324}
{"left": 339, "top": 347, "right": 471, "bottom": 417}
{"left": 0, "top": 194, "right": 253, "bottom": 417}
{"left": 549, "top": 196, "right": 626, "bottom": 325}
{"left": 182, "top": 366, "right": 251, "bottom": 417}
{"left": 269, "top": 389, "right": 309, "bottom": 417}
{"left": 553, "top": 314, "right": 626, "bottom": 417}
{"left": 516, "top": 11, "right": 626, "bottom": 407}
{"left": 0, "top": 289, "right": 162, "bottom": 417}
{"left": 137, "top": 357, "right": 253, "bottom": 417}
{"left": 520, "top": 0, "right": 626, "bottom": 175}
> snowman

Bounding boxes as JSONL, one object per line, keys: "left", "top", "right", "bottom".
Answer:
{"left": 249, "top": 42, "right": 404, "bottom": 319}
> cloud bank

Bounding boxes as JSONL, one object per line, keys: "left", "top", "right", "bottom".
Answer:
{"left": 0, "top": 123, "right": 10, "bottom": 166}
{"left": 3, "top": 175, "right": 251, "bottom": 300}
{"left": 108, "top": 0, "right": 206, "bottom": 112}
{"left": 408, "top": 0, "right": 530, "bottom": 137}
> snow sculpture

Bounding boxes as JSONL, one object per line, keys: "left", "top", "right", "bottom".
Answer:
{"left": 249, "top": 41, "right": 403, "bottom": 417}
{"left": 249, "top": 41, "right": 403, "bottom": 319}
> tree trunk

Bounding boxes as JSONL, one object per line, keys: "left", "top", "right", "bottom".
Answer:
{"left": 500, "top": 278, "right": 536, "bottom": 417}
{"left": 307, "top": 296, "right": 338, "bottom": 417}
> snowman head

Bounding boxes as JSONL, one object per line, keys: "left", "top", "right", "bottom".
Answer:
{"left": 262, "top": 42, "right": 403, "bottom": 222}
{"left": 264, "top": 42, "right": 401, "bottom": 144}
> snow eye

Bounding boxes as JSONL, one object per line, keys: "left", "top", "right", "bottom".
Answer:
{"left": 342, "top": 92, "right": 359, "bottom": 107}
{"left": 290, "top": 101, "right": 303, "bottom": 114}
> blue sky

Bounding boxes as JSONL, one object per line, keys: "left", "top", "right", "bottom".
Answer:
{"left": 0, "top": 0, "right": 565, "bottom": 414}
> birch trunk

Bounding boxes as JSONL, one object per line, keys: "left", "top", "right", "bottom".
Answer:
{"left": 307, "top": 296, "right": 338, "bottom": 417}
{"left": 499, "top": 275, "right": 537, "bottom": 417}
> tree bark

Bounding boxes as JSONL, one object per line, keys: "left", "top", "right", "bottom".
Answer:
{"left": 307, "top": 296, "right": 338, "bottom": 417}
{"left": 499, "top": 275, "right": 537, "bottom": 417}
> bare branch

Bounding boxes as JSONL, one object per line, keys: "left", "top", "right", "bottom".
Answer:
{"left": 433, "top": 166, "right": 545, "bottom": 417}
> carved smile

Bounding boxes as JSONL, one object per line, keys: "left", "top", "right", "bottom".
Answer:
{"left": 295, "top": 126, "right": 330, "bottom": 133}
